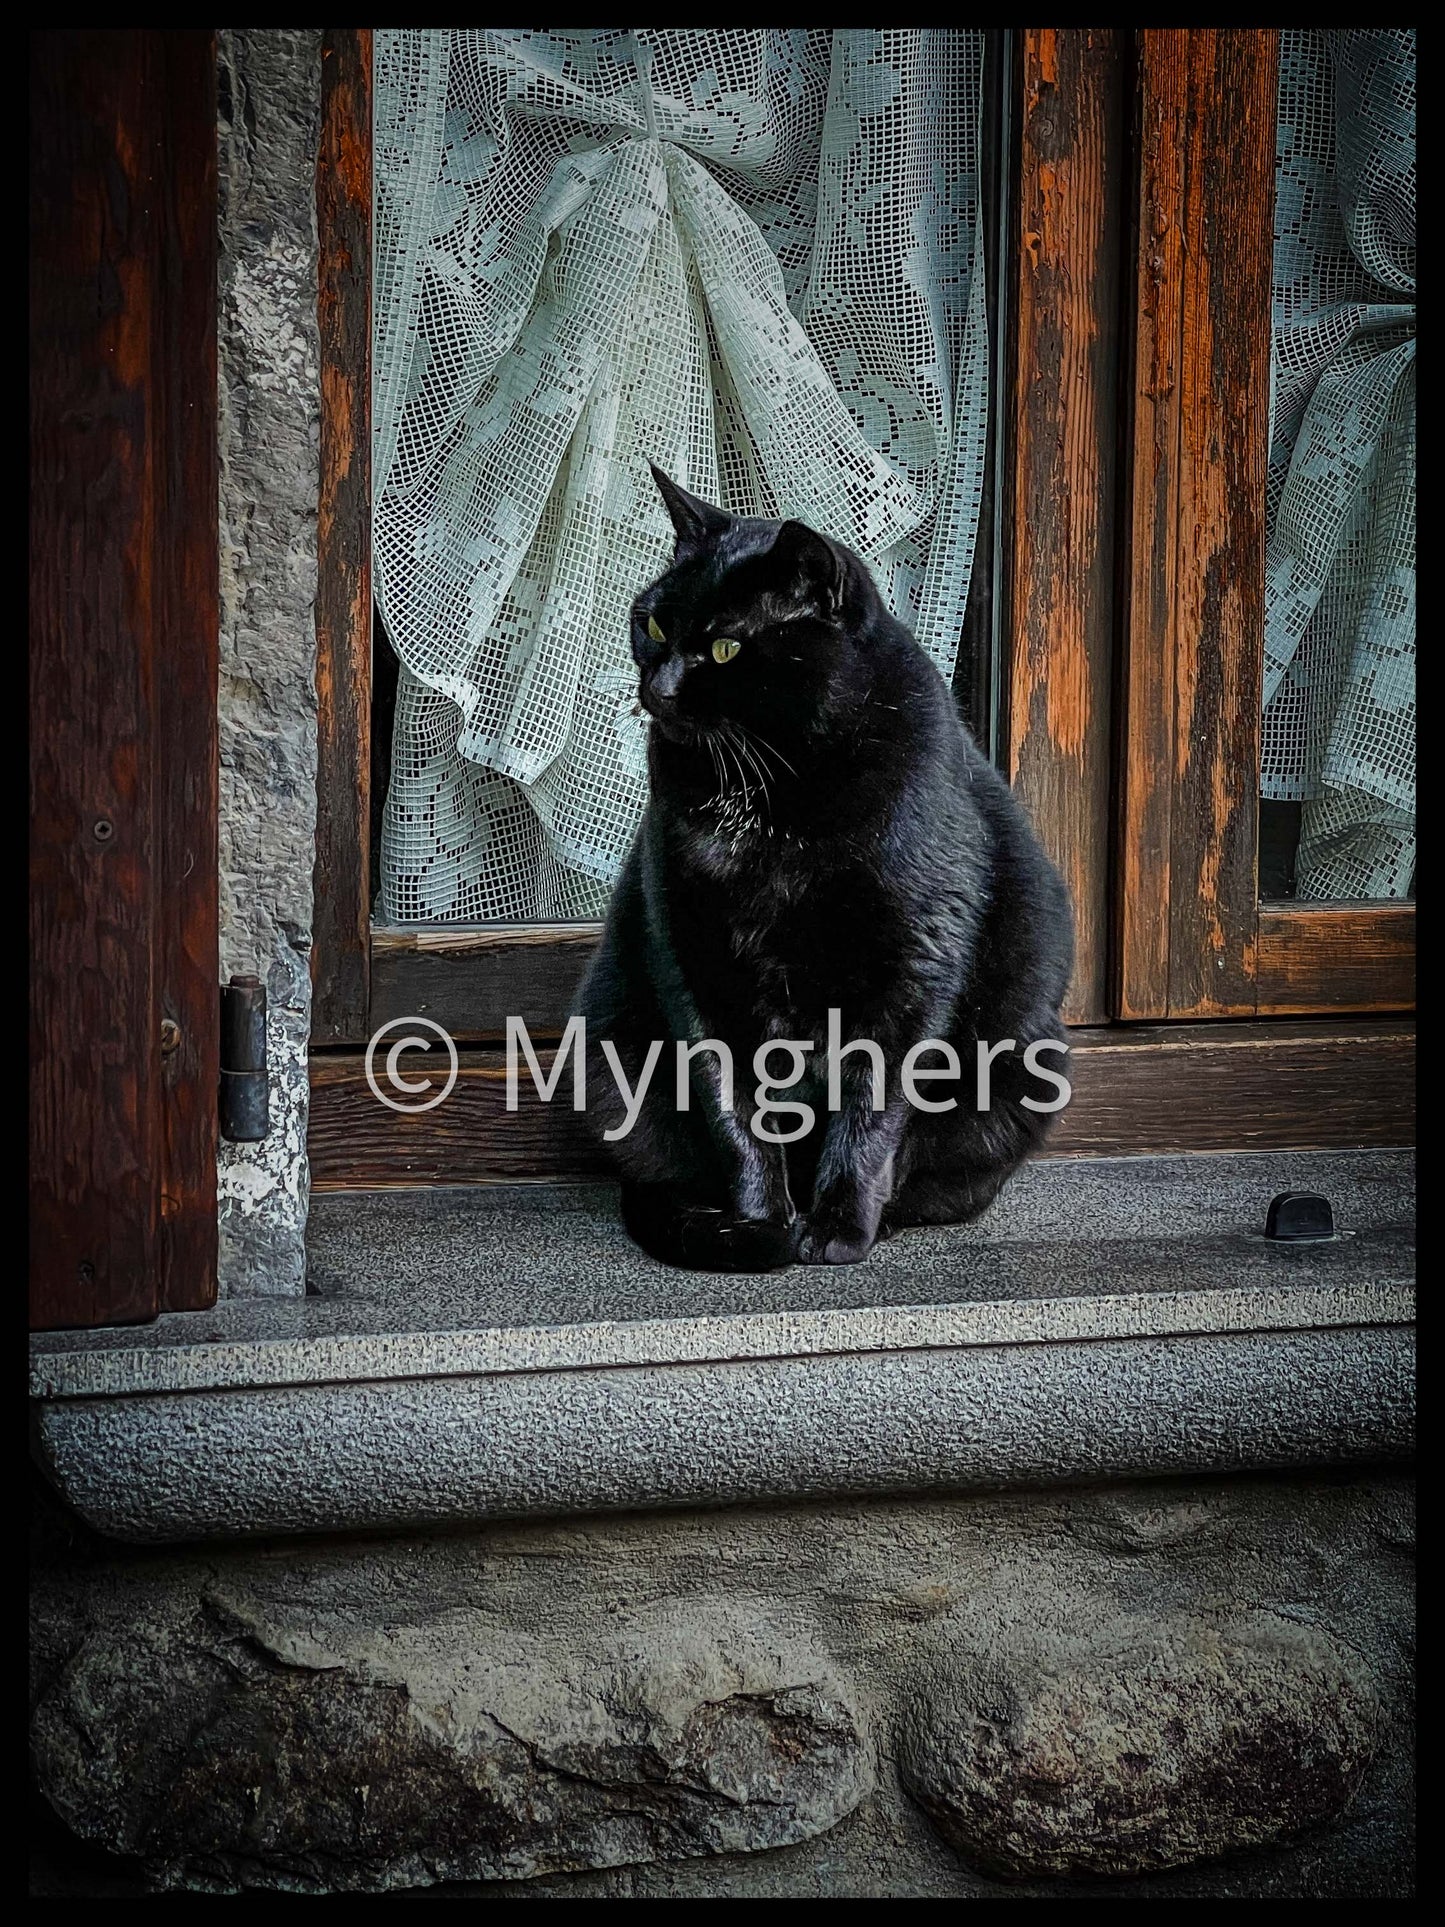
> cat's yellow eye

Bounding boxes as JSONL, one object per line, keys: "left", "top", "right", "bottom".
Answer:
{"left": 646, "top": 615, "right": 666, "bottom": 644}
{"left": 712, "top": 637, "right": 741, "bottom": 664}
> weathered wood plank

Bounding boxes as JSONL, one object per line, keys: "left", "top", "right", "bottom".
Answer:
{"left": 1118, "top": 31, "right": 1277, "bottom": 1020}
{"left": 1165, "top": 30, "right": 1276, "bottom": 1016}
{"left": 1117, "top": 29, "right": 1188, "bottom": 1020}
{"left": 370, "top": 923, "right": 602, "bottom": 1041}
{"left": 312, "top": 27, "right": 374, "bottom": 1045}
{"left": 1052, "top": 1020, "right": 1414, "bottom": 1158}
{"left": 1007, "top": 28, "right": 1126, "bottom": 1026}
{"left": 1256, "top": 904, "right": 1416, "bottom": 1016}
{"left": 309, "top": 1044, "right": 604, "bottom": 1189}
{"left": 309, "top": 1020, "right": 1415, "bottom": 1190}
{"left": 30, "top": 32, "right": 220, "bottom": 1327}
{"left": 153, "top": 33, "right": 221, "bottom": 1311}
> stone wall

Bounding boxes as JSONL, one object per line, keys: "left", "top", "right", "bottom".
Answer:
{"left": 29, "top": 1471, "right": 1415, "bottom": 1897}
{"left": 215, "top": 27, "right": 323, "bottom": 1298}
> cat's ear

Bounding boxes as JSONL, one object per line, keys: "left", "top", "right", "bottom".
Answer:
{"left": 649, "top": 463, "right": 732, "bottom": 553}
{"left": 772, "top": 519, "right": 845, "bottom": 618}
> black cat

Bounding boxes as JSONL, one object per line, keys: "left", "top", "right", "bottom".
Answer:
{"left": 574, "top": 466, "right": 1074, "bottom": 1271}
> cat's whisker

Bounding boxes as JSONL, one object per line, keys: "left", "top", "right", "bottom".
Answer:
{"left": 706, "top": 732, "right": 728, "bottom": 804}
{"left": 720, "top": 730, "right": 750, "bottom": 806}
{"left": 725, "top": 723, "right": 773, "bottom": 820}
{"left": 736, "top": 723, "right": 798, "bottom": 779}
{"left": 734, "top": 742, "right": 756, "bottom": 810}
{"left": 729, "top": 721, "right": 772, "bottom": 778}
{"left": 698, "top": 731, "right": 718, "bottom": 800}
{"left": 733, "top": 732, "right": 775, "bottom": 819}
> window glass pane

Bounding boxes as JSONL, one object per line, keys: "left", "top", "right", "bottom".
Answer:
{"left": 1261, "top": 29, "right": 1415, "bottom": 902}
{"left": 371, "top": 29, "right": 1000, "bottom": 923}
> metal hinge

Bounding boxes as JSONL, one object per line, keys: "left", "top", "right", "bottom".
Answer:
{"left": 219, "top": 974, "right": 269, "bottom": 1143}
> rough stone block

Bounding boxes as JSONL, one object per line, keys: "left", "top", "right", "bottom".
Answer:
{"left": 899, "top": 1611, "right": 1378, "bottom": 1879}
{"left": 31, "top": 1591, "right": 872, "bottom": 1892}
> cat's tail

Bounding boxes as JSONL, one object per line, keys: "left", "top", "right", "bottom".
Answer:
{"left": 620, "top": 1183, "right": 801, "bottom": 1274}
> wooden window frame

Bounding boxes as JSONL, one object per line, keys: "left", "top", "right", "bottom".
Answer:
{"left": 1117, "top": 28, "right": 1415, "bottom": 1022}
{"left": 313, "top": 27, "right": 374, "bottom": 1045}
{"left": 308, "top": 27, "right": 1413, "bottom": 1184}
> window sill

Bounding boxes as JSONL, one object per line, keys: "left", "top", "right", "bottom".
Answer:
{"left": 30, "top": 1151, "right": 1414, "bottom": 1545}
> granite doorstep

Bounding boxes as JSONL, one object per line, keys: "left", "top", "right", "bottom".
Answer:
{"left": 31, "top": 1149, "right": 1415, "bottom": 1397}
{"left": 28, "top": 1152, "right": 1415, "bottom": 1544}
{"left": 34, "top": 1326, "right": 1414, "bottom": 1544}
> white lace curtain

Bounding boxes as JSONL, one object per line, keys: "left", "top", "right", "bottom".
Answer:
{"left": 373, "top": 29, "right": 988, "bottom": 922}
{"left": 1263, "top": 29, "right": 1415, "bottom": 899}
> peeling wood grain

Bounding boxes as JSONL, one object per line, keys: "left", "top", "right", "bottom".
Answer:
{"left": 1007, "top": 31, "right": 1126, "bottom": 1025}
{"left": 1167, "top": 30, "right": 1274, "bottom": 1016}
{"left": 1118, "top": 31, "right": 1277, "bottom": 1019}
{"left": 312, "top": 28, "right": 374, "bottom": 1044}
{"left": 1118, "top": 30, "right": 1187, "bottom": 1019}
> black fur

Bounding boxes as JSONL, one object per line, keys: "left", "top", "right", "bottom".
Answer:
{"left": 575, "top": 467, "right": 1074, "bottom": 1270}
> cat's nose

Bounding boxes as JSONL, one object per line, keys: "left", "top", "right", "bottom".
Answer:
{"left": 644, "top": 655, "right": 686, "bottom": 706}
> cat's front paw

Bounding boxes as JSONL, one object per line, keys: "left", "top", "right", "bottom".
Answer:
{"left": 683, "top": 1211, "right": 802, "bottom": 1272}
{"left": 797, "top": 1219, "right": 876, "bottom": 1267}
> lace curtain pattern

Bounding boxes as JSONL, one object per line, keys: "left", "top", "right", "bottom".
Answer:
{"left": 1262, "top": 29, "right": 1416, "bottom": 900}
{"left": 373, "top": 29, "right": 988, "bottom": 922}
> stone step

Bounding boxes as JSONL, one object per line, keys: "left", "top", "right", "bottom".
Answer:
{"left": 29, "top": 1149, "right": 1415, "bottom": 1544}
